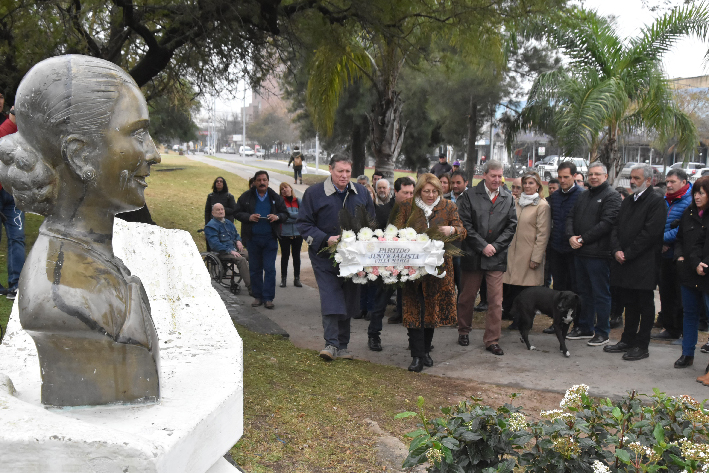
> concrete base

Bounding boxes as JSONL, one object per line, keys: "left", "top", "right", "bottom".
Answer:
{"left": 0, "top": 220, "right": 243, "bottom": 472}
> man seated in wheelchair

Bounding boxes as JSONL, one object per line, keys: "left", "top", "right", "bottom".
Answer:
{"left": 204, "top": 203, "right": 251, "bottom": 292}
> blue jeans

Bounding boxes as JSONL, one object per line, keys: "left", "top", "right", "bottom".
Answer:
{"left": 247, "top": 235, "right": 278, "bottom": 302}
{"left": 574, "top": 256, "right": 611, "bottom": 338}
{"left": 0, "top": 189, "right": 25, "bottom": 289}
{"left": 322, "top": 314, "right": 351, "bottom": 349}
{"left": 680, "top": 285, "right": 709, "bottom": 356}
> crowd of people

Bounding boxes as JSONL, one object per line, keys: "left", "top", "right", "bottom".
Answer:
{"left": 204, "top": 153, "right": 709, "bottom": 381}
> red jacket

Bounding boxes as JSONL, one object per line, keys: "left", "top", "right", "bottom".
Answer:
{"left": 0, "top": 117, "right": 17, "bottom": 190}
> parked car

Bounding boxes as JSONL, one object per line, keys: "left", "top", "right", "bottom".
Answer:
{"left": 534, "top": 156, "right": 589, "bottom": 181}
{"left": 670, "top": 162, "right": 705, "bottom": 181}
{"left": 238, "top": 146, "right": 255, "bottom": 156}
{"left": 255, "top": 149, "right": 266, "bottom": 156}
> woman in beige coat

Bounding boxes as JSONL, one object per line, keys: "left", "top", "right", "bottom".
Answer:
{"left": 502, "top": 171, "right": 551, "bottom": 327}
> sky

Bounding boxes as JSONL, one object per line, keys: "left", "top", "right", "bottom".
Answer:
{"left": 581, "top": 0, "right": 709, "bottom": 79}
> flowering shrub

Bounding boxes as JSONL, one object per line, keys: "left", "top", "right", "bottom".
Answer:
{"left": 396, "top": 386, "right": 709, "bottom": 472}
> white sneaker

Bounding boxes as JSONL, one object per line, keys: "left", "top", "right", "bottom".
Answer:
{"left": 319, "top": 345, "right": 338, "bottom": 361}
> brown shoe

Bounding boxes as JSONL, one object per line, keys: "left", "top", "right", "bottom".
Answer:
{"left": 697, "top": 372, "right": 709, "bottom": 385}
{"left": 264, "top": 301, "right": 275, "bottom": 309}
{"left": 486, "top": 344, "right": 504, "bottom": 356}
{"left": 251, "top": 299, "right": 262, "bottom": 307}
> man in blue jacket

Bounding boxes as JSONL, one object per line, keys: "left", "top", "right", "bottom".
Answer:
{"left": 654, "top": 168, "right": 693, "bottom": 340}
{"left": 297, "top": 154, "right": 376, "bottom": 361}
{"left": 545, "top": 161, "right": 584, "bottom": 334}
{"left": 204, "top": 203, "right": 250, "bottom": 292}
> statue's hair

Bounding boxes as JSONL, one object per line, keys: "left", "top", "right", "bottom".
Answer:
{"left": 0, "top": 55, "right": 136, "bottom": 215}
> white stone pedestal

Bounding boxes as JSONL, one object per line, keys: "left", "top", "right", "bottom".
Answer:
{"left": 0, "top": 220, "right": 243, "bottom": 472}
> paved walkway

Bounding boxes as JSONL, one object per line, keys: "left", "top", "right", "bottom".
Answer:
{"left": 197, "top": 155, "right": 709, "bottom": 401}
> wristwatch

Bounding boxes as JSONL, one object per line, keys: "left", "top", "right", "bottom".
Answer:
{"left": 578, "top": 237, "right": 583, "bottom": 244}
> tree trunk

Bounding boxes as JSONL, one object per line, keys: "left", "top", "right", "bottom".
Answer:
{"left": 466, "top": 97, "right": 478, "bottom": 183}
{"left": 368, "top": 90, "right": 406, "bottom": 180}
{"left": 351, "top": 120, "right": 366, "bottom": 176}
{"left": 607, "top": 126, "right": 621, "bottom": 186}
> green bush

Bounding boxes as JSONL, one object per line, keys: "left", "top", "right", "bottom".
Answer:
{"left": 396, "top": 385, "right": 709, "bottom": 472}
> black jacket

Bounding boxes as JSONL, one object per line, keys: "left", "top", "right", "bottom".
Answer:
{"left": 375, "top": 200, "right": 394, "bottom": 230}
{"left": 547, "top": 184, "right": 584, "bottom": 253}
{"left": 610, "top": 187, "right": 667, "bottom": 290}
{"left": 566, "top": 181, "right": 621, "bottom": 259}
{"left": 457, "top": 181, "right": 517, "bottom": 271}
{"left": 676, "top": 204, "right": 709, "bottom": 291}
{"left": 234, "top": 187, "right": 289, "bottom": 245}
{"left": 205, "top": 191, "right": 237, "bottom": 225}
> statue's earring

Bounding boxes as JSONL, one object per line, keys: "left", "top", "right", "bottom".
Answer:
{"left": 82, "top": 168, "right": 96, "bottom": 182}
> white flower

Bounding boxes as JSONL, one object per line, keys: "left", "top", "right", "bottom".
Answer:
{"left": 560, "top": 384, "right": 589, "bottom": 409}
{"left": 334, "top": 253, "right": 343, "bottom": 263}
{"left": 373, "top": 229, "right": 384, "bottom": 238}
{"left": 384, "top": 224, "right": 399, "bottom": 236}
{"left": 399, "top": 227, "right": 417, "bottom": 241}
{"left": 357, "top": 227, "right": 374, "bottom": 241}
{"left": 384, "top": 235, "right": 396, "bottom": 241}
{"left": 341, "top": 230, "right": 356, "bottom": 242}
{"left": 364, "top": 266, "right": 374, "bottom": 273}
{"left": 351, "top": 276, "right": 368, "bottom": 284}
{"left": 367, "top": 272, "right": 378, "bottom": 281}
{"left": 400, "top": 275, "right": 409, "bottom": 282}
{"left": 591, "top": 460, "right": 610, "bottom": 473}
{"left": 507, "top": 413, "right": 528, "bottom": 431}
{"left": 383, "top": 275, "right": 398, "bottom": 284}
{"left": 416, "top": 233, "right": 430, "bottom": 242}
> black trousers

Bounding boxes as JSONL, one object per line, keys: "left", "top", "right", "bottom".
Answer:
{"left": 408, "top": 284, "right": 434, "bottom": 357}
{"left": 610, "top": 286, "right": 625, "bottom": 318}
{"left": 279, "top": 236, "right": 303, "bottom": 278}
{"left": 619, "top": 288, "right": 655, "bottom": 350}
{"left": 548, "top": 248, "right": 581, "bottom": 325}
{"left": 658, "top": 257, "right": 683, "bottom": 337}
{"left": 502, "top": 284, "right": 528, "bottom": 316}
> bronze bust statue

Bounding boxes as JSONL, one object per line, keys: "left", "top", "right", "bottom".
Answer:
{"left": 0, "top": 55, "right": 161, "bottom": 406}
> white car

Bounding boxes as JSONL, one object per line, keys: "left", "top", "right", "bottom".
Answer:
{"left": 255, "top": 149, "right": 266, "bottom": 156}
{"left": 671, "top": 162, "right": 705, "bottom": 181}
{"left": 534, "top": 156, "right": 589, "bottom": 181}
{"left": 239, "top": 146, "right": 255, "bottom": 156}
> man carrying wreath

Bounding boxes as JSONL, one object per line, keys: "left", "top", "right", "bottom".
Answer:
{"left": 297, "top": 155, "right": 376, "bottom": 361}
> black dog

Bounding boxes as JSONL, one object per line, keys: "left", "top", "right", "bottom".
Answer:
{"left": 509, "top": 287, "right": 579, "bottom": 357}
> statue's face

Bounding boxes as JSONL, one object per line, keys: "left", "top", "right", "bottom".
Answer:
{"left": 96, "top": 84, "right": 161, "bottom": 211}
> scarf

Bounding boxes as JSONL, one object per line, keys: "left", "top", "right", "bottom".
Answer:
{"left": 518, "top": 192, "right": 540, "bottom": 208}
{"left": 666, "top": 182, "right": 690, "bottom": 204}
{"left": 415, "top": 196, "right": 440, "bottom": 227}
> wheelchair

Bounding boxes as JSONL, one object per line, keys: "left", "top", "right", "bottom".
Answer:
{"left": 198, "top": 229, "right": 244, "bottom": 295}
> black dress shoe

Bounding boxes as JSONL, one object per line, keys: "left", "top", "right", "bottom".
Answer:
{"left": 293, "top": 278, "right": 302, "bottom": 287}
{"left": 623, "top": 347, "right": 649, "bottom": 361}
{"left": 368, "top": 337, "right": 382, "bottom": 352}
{"left": 364, "top": 311, "right": 372, "bottom": 321}
{"left": 280, "top": 278, "right": 287, "bottom": 288}
{"left": 486, "top": 344, "right": 504, "bottom": 355}
{"left": 353, "top": 310, "right": 366, "bottom": 319}
{"left": 700, "top": 321, "right": 709, "bottom": 332}
{"left": 458, "top": 334, "right": 469, "bottom": 346}
{"left": 408, "top": 357, "right": 423, "bottom": 372}
{"left": 652, "top": 330, "right": 679, "bottom": 340}
{"left": 422, "top": 353, "right": 433, "bottom": 367}
{"left": 474, "top": 302, "right": 488, "bottom": 312}
{"left": 675, "top": 355, "right": 694, "bottom": 368}
{"left": 603, "top": 341, "right": 631, "bottom": 353}
{"left": 543, "top": 324, "right": 556, "bottom": 334}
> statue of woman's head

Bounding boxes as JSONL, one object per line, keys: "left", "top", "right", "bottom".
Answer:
{"left": 0, "top": 55, "right": 160, "bottom": 216}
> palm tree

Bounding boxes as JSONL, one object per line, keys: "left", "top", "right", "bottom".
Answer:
{"left": 505, "top": 5, "right": 709, "bottom": 181}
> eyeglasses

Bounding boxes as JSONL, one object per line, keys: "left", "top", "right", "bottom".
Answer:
{"left": 420, "top": 189, "right": 439, "bottom": 195}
